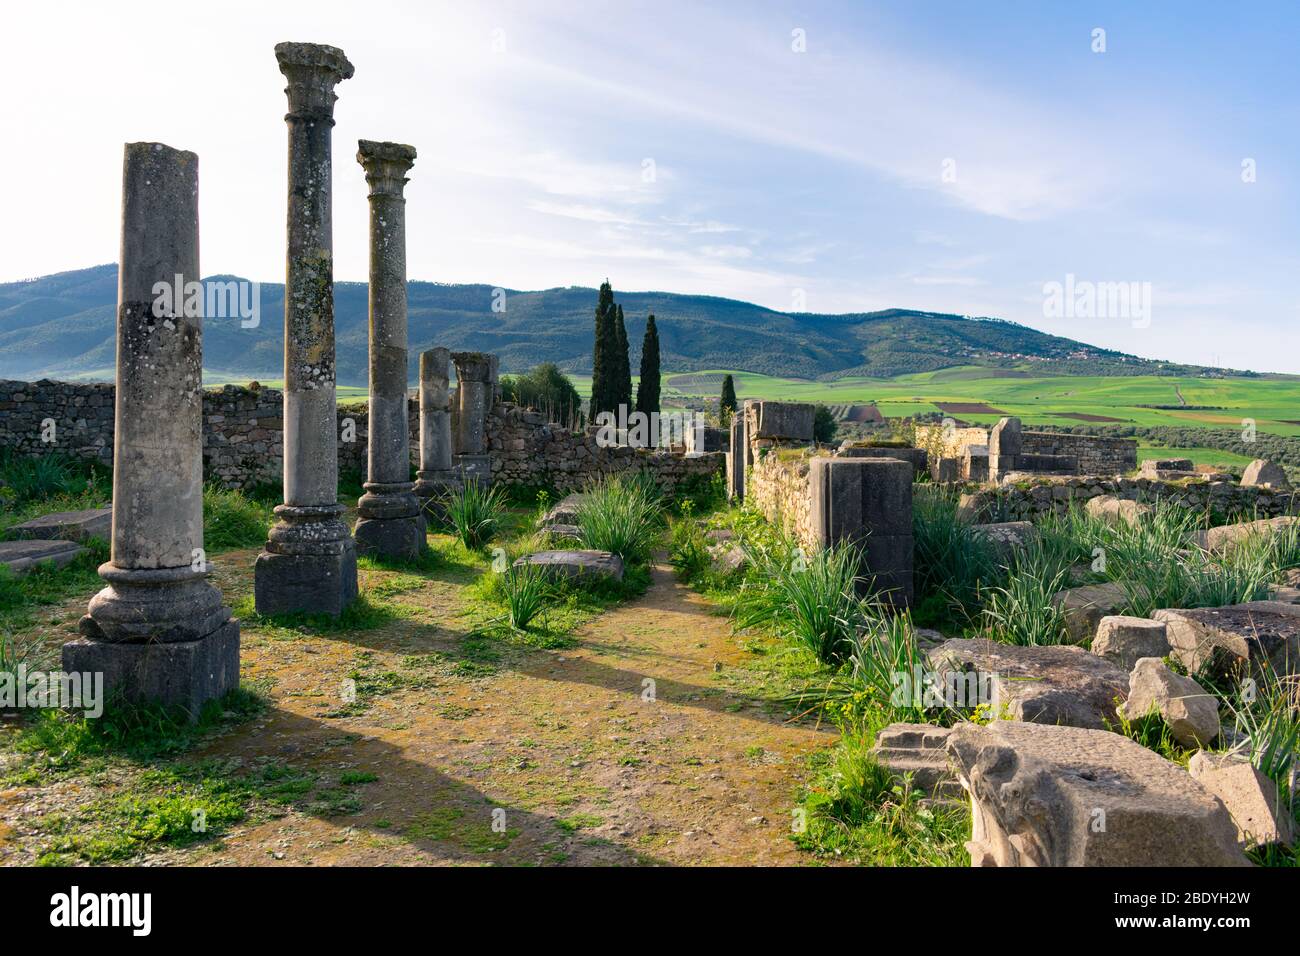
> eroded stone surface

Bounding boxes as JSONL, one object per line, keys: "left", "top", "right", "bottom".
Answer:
{"left": 0, "top": 539, "right": 85, "bottom": 575}
{"left": 971, "top": 521, "right": 1037, "bottom": 563}
{"left": 10, "top": 508, "right": 111, "bottom": 543}
{"left": 1241, "top": 459, "right": 1291, "bottom": 490}
{"left": 946, "top": 721, "right": 1246, "bottom": 866}
{"left": 1188, "top": 752, "right": 1295, "bottom": 848}
{"left": 513, "top": 549, "right": 624, "bottom": 582}
{"left": 1122, "top": 657, "right": 1220, "bottom": 747}
{"left": 1196, "top": 516, "right": 1300, "bottom": 554}
{"left": 927, "top": 638, "right": 1129, "bottom": 729}
{"left": 1091, "top": 615, "right": 1170, "bottom": 670}
{"left": 873, "top": 723, "right": 962, "bottom": 802}
{"left": 1085, "top": 495, "right": 1153, "bottom": 528}
{"left": 1155, "top": 601, "right": 1300, "bottom": 676}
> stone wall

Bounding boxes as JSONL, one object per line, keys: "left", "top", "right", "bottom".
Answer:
{"left": 746, "top": 450, "right": 818, "bottom": 551}
{"left": 487, "top": 402, "right": 724, "bottom": 492}
{"left": 0, "top": 378, "right": 721, "bottom": 494}
{"left": 1019, "top": 432, "right": 1137, "bottom": 475}
{"left": 961, "top": 473, "right": 1300, "bottom": 522}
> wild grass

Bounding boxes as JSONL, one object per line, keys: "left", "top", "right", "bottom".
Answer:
{"left": 202, "top": 484, "right": 274, "bottom": 551}
{"left": 981, "top": 546, "right": 1072, "bottom": 646}
{"left": 911, "top": 485, "right": 1002, "bottom": 626}
{"left": 733, "top": 539, "right": 864, "bottom": 666}
{"left": 667, "top": 511, "right": 712, "bottom": 583}
{"left": 573, "top": 473, "right": 664, "bottom": 563}
{"left": 439, "top": 480, "right": 507, "bottom": 550}
{"left": 792, "top": 725, "right": 969, "bottom": 866}
{"left": 498, "top": 562, "right": 554, "bottom": 631}
{"left": 0, "top": 541, "right": 108, "bottom": 634}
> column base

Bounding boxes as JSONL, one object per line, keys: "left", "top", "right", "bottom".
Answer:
{"left": 354, "top": 513, "right": 427, "bottom": 561}
{"left": 454, "top": 454, "right": 492, "bottom": 484}
{"left": 254, "top": 544, "right": 358, "bottom": 618}
{"left": 62, "top": 619, "right": 240, "bottom": 721}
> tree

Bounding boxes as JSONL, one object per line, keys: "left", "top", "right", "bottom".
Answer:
{"left": 590, "top": 280, "right": 615, "bottom": 418}
{"left": 813, "top": 404, "right": 838, "bottom": 444}
{"left": 635, "top": 313, "right": 661, "bottom": 416}
{"left": 613, "top": 303, "right": 632, "bottom": 411}
{"left": 501, "top": 363, "right": 583, "bottom": 428}
{"left": 719, "top": 374, "right": 737, "bottom": 425}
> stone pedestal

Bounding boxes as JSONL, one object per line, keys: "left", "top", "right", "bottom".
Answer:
{"left": 414, "top": 347, "right": 459, "bottom": 515}
{"left": 727, "top": 411, "right": 746, "bottom": 501}
{"left": 988, "top": 416, "right": 1022, "bottom": 482}
{"left": 70, "top": 142, "right": 238, "bottom": 717}
{"left": 352, "top": 140, "right": 425, "bottom": 561}
{"left": 452, "top": 351, "right": 493, "bottom": 483}
{"left": 255, "top": 42, "right": 358, "bottom": 615}
{"left": 809, "top": 457, "right": 914, "bottom": 609}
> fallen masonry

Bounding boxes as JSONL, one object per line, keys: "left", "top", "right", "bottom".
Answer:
{"left": 0, "top": 539, "right": 86, "bottom": 576}
{"left": 1090, "top": 615, "right": 1171, "bottom": 671}
{"left": 9, "top": 507, "right": 111, "bottom": 543}
{"left": 512, "top": 550, "right": 624, "bottom": 582}
{"left": 1188, "top": 751, "right": 1296, "bottom": 848}
{"left": 872, "top": 723, "right": 963, "bottom": 803}
{"left": 926, "top": 638, "right": 1129, "bottom": 729}
{"left": 946, "top": 721, "right": 1248, "bottom": 866}
{"left": 1052, "top": 581, "right": 1129, "bottom": 644}
{"left": 1155, "top": 600, "right": 1300, "bottom": 677}
{"left": 1122, "top": 657, "right": 1220, "bottom": 747}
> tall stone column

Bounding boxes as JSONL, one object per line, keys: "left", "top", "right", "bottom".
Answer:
{"left": 415, "top": 347, "right": 458, "bottom": 507}
{"left": 451, "top": 351, "right": 493, "bottom": 483}
{"left": 255, "top": 42, "right": 358, "bottom": 616}
{"left": 353, "top": 140, "right": 425, "bottom": 560}
{"left": 66, "top": 142, "right": 239, "bottom": 716}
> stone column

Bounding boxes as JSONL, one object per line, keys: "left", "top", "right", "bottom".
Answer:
{"left": 451, "top": 351, "right": 493, "bottom": 482}
{"left": 352, "top": 140, "right": 425, "bottom": 561}
{"left": 66, "top": 142, "right": 239, "bottom": 716}
{"left": 727, "top": 409, "right": 746, "bottom": 502}
{"left": 988, "top": 416, "right": 1022, "bottom": 482}
{"left": 255, "top": 42, "right": 358, "bottom": 616}
{"left": 415, "top": 347, "right": 458, "bottom": 506}
{"left": 809, "top": 457, "right": 914, "bottom": 609}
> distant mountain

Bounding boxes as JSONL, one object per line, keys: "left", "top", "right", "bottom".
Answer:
{"left": 0, "top": 264, "right": 1237, "bottom": 385}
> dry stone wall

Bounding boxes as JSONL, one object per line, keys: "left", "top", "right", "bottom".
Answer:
{"left": 746, "top": 450, "right": 818, "bottom": 551}
{"left": 0, "top": 379, "right": 721, "bottom": 494}
{"left": 963, "top": 473, "right": 1300, "bottom": 522}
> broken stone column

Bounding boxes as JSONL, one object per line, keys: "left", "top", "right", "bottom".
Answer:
{"left": 415, "top": 347, "right": 459, "bottom": 508}
{"left": 451, "top": 351, "right": 493, "bottom": 482}
{"left": 352, "top": 140, "right": 425, "bottom": 561}
{"left": 255, "top": 42, "right": 358, "bottom": 617}
{"left": 66, "top": 142, "right": 239, "bottom": 716}
{"left": 809, "top": 457, "right": 914, "bottom": 608}
{"left": 727, "top": 410, "right": 747, "bottom": 501}
{"left": 988, "top": 416, "right": 1021, "bottom": 481}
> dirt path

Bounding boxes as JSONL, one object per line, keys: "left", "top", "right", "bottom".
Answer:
{"left": 125, "top": 552, "right": 840, "bottom": 867}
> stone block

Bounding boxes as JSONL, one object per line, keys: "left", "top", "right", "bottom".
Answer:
{"left": 809, "top": 457, "right": 914, "bottom": 607}
{"left": 0, "top": 539, "right": 86, "bottom": 576}
{"left": 1122, "top": 657, "right": 1220, "bottom": 747}
{"left": 1091, "top": 615, "right": 1170, "bottom": 670}
{"left": 927, "top": 638, "right": 1129, "bottom": 730}
{"left": 1085, "top": 495, "right": 1153, "bottom": 528}
{"left": 354, "top": 512, "right": 427, "bottom": 562}
{"left": 253, "top": 548, "right": 359, "bottom": 618}
{"left": 873, "top": 723, "right": 962, "bottom": 802}
{"left": 1155, "top": 600, "right": 1300, "bottom": 677}
{"left": 947, "top": 721, "right": 1247, "bottom": 866}
{"left": 1189, "top": 752, "right": 1295, "bottom": 848}
{"left": 1241, "top": 458, "right": 1290, "bottom": 490}
{"left": 513, "top": 550, "right": 623, "bottom": 582}
{"left": 1196, "top": 516, "right": 1300, "bottom": 554}
{"left": 971, "top": 521, "right": 1037, "bottom": 564}
{"left": 837, "top": 444, "right": 928, "bottom": 475}
{"left": 62, "top": 619, "right": 240, "bottom": 720}
{"left": 9, "top": 507, "right": 111, "bottom": 543}
{"left": 749, "top": 401, "right": 814, "bottom": 441}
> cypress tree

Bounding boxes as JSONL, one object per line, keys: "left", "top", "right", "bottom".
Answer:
{"left": 615, "top": 304, "right": 633, "bottom": 410}
{"left": 635, "top": 313, "right": 661, "bottom": 416}
{"left": 719, "top": 373, "right": 737, "bottom": 425}
{"left": 590, "top": 280, "right": 615, "bottom": 418}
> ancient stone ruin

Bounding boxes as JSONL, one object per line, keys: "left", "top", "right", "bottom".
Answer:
{"left": 254, "top": 42, "right": 359, "bottom": 618}
{"left": 64, "top": 142, "right": 239, "bottom": 716}
{"left": 352, "top": 140, "right": 425, "bottom": 561}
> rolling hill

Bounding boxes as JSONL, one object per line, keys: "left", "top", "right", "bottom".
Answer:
{"left": 0, "top": 264, "right": 1247, "bottom": 386}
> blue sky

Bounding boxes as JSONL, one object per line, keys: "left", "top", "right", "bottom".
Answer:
{"left": 3, "top": 0, "right": 1298, "bottom": 371}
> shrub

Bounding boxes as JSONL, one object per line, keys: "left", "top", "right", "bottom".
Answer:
{"left": 981, "top": 544, "right": 1071, "bottom": 646}
{"left": 668, "top": 517, "right": 711, "bottom": 583}
{"left": 441, "top": 480, "right": 507, "bottom": 550}
{"left": 574, "top": 474, "right": 663, "bottom": 563}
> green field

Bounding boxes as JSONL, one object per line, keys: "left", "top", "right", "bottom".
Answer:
{"left": 660, "top": 366, "right": 1300, "bottom": 438}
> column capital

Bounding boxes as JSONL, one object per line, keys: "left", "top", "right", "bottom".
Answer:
{"left": 452, "top": 350, "right": 493, "bottom": 382}
{"left": 276, "top": 42, "right": 354, "bottom": 122}
{"left": 357, "top": 140, "right": 416, "bottom": 196}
